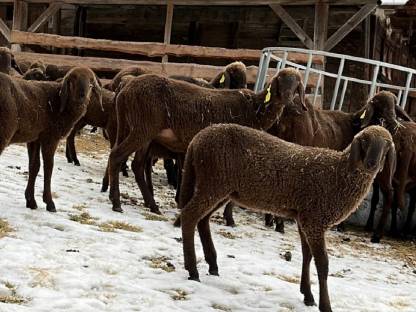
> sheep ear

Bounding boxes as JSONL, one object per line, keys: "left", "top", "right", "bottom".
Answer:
{"left": 211, "top": 71, "right": 230, "bottom": 89}
{"left": 59, "top": 76, "right": 71, "bottom": 113}
{"left": 297, "top": 81, "right": 307, "bottom": 111}
{"left": 395, "top": 104, "right": 412, "bottom": 121}
{"left": 349, "top": 137, "right": 363, "bottom": 170}
{"left": 359, "top": 104, "right": 374, "bottom": 128}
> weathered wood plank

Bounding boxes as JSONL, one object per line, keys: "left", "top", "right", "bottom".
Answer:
{"left": 11, "top": 30, "right": 324, "bottom": 64}
{"left": 269, "top": 4, "right": 313, "bottom": 49}
{"left": 0, "top": 17, "right": 10, "bottom": 42}
{"left": 27, "top": 2, "right": 63, "bottom": 33}
{"left": 314, "top": 1, "right": 328, "bottom": 50}
{"left": 162, "top": 0, "right": 173, "bottom": 63}
{"left": 14, "top": 51, "right": 319, "bottom": 87}
{"left": 324, "top": 4, "right": 378, "bottom": 51}
{"left": 12, "top": 0, "right": 28, "bottom": 51}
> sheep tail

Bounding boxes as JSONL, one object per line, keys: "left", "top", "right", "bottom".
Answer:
{"left": 178, "top": 147, "right": 195, "bottom": 210}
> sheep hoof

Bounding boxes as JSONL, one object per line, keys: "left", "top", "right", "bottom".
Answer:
{"left": 364, "top": 224, "right": 373, "bottom": 232}
{"left": 370, "top": 236, "right": 381, "bottom": 244}
{"left": 304, "top": 297, "right": 316, "bottom": 306}
{"left": 225, "top": 221, "right": 236, "bottom": 227}
{"left": 209, "top": 269, "right": 219, "bottom": 276}
{"left": 173, "top": 217, "right": 181, "bottom": 228}
{"left": 150, "top": 208, "right": 162, "bottom": 215}
{"left": 188, "top": 275, "right": 200, "bottom": 282}
{"left": 112, "top": 206, "right": 124, "bottom": 213}
{"left": 74, "top": 161, "right": 80, "bottom": 166}
{"left": 67, "top": 159, "right": 73, "bottom": 164}
{"left": 46, "top": 203, "right": 57, "bottom": 213}
{"left": 26, "top": 200, "right": 38, "bottom": 210}
{"left": 122, "top": 170, "right": 129, "bottom": 177}
{"left": 101, "top": 185, "right": 108, "bottom": 193}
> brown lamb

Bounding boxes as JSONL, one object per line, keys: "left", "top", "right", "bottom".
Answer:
{"left": 179, "top": 123, "right": 395, "bottom": 312}
{"left": 106, "top": 67, "right": 306, "bottom": 213}
{"left": 0, "top": 67, "right": 101, "bottom": 212}
{"left": 225, "top": 91, "right": 410, "bottom": 237}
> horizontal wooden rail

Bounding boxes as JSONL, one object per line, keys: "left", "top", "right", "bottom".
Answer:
{"left": 11, "top": 30, "right": 323, "bottom": 64}
{"left": 15, "top": 51, "right": 319, "bottom": 87}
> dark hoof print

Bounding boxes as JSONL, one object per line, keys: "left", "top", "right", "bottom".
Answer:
{"left": 46, "top": 204, "right": 57, "bottom": 213}
{"left": 188, "top": 276, "right": 200, "bottom": 282}
{"left": 370, "top": 236, "right": 381, "bottom": 244}
{"left": 112, "top": 207, "right": 124, "bottom": 213}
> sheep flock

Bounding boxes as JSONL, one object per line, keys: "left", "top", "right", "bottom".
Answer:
{"left": 0, "top": 47, "right": 416, "bottom": 312}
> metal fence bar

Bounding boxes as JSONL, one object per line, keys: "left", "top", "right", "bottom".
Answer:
{"left": 281, "top": 51, "right": 288, "bottom": 69}
{"left": 276, "top": 60, "right": 282, "bottom": 71}
{"left": 401, "top": 72, "right": 413, "bottom": 109}
{"left": 338, "top": 79, "right": 349, "bottom": 111}
{"left": 303, "top": 52, "right": 313, "bottom": 90}
{"left": 254, "top": 52, "right": 266, "bottom": 92}
{"left": 313, "top": 73, "right": 322, "bottom": 107}
{"left": 397, "top": 90, "right": 403, "bottom": 106}
{"left": 330, "top": 58, "right": 345, "bottom": 110}
{"left": 369, "top": 64, "right": 380, "bottom": 97}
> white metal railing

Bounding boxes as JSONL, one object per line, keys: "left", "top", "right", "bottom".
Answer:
{"left": 254, "top": 47, "right": 416, "bottom": 111}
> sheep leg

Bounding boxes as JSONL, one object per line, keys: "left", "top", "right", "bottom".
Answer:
{"left": 309, "top": 234, "right": 331, "bottom": 312}
{"left": 131, "top": 148, "right": 160, "bottom": 214}
{"left": 164, "top": 158, "right": 177, "bottom": 188}
{"left": 274, "top": 217, "right": 285, "bottom": 233}
{"left": 298, "top": 226, "right": 315, "bottom": 306}
{"left": 403, "top": 189, "right": 416, "bottom": 236}
{"left": 25, "top": 141, "right": 41, "bottom": 210}
{"left": 371, "top": 187, "right": 393, "bottom": 243}
{"left": 265, "top": 214, "right": 274, "bottom": 227}
{"left": 182, "top": 193, "right": 228, "bottom": 281}
{"left": 197, "top": 210, "right": 220, "bottom": 276}
{"left": 174, "top": 154, "right": 185, "bottom": 204}
{"left": 365, "top": 182, "right": 380, "bottom": 231}
{"left": 223, "top": 202, "right": 235, "bottom": 227}
{"left": 390, "top": 195, "right": 400, "bottom": 238}
{"left": 144, "top": 156, "right": 154, "bottom": 197}
{"left": 109, "top": 134, "right": 141, "bottom": 213}
{"left": 41, "top": 140, "right": 59, "bottom": 212}
{"left": 65, "top": 121, "right": 86, "bottom": 166}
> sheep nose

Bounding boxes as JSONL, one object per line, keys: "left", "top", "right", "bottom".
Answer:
{"left": 365, "top": 159, "right": 377, "bottom": 170}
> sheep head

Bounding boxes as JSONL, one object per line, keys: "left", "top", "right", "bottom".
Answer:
{"left": 211, "top": 61, "right": 247, "bottom": 89}
{"left": 360, "top": 91, "right": 413, "bottom": 131}
{"left": 256, "top": 68, "right": 307, "bottom": 117}
{"left": 23, "top": 68, "right": 48, "bottom": 81}
{"left": 59, "top": 67, "right": 102, "bottom": 113}
{"left": 0, "top": 47, "right": 23, "bottom": 75}
{"left": 348, "top": 126, "right": 395, "bottom": 186}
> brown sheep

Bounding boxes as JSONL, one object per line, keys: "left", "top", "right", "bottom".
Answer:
{"left": 106, "top": 68, "right": 306, "bottom": 213}
{"left": 0, "top": 47, "right": 23, "bottom": 75}
{"left": 224, "top": 91, "right": 410, "bottom": 236}
{"left": 366, "top": 120, "right": 416, "bottom": 242}
{"left": 0, "top": 67, "right": 101, "bottom": 212}
{"left": 179, "top": 123, "right": 395, "bottom": 312}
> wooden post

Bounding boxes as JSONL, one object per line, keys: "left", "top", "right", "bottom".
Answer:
{"left": 162, "top": 0, "right": 174, "bottom": 63}
{"left": 51, "top": 6, "right": 61, "bottom": 53}
{"left": 314, "top": 0, "right": 329, "bottom": 108}
{"left": 12, "top": 0, "right": 28, "bottom": 51}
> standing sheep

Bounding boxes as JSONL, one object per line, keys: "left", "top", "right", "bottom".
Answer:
{"left": 107, "top": 68, "right": 306, "bottom": 213}
{"left": 179, "top": 124, "right": 395, "bottom": 312}
{"left": 0, "top": 67, "right": 101, "bottom": 212}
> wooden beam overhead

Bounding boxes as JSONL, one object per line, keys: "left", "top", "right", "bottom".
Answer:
{"left": 12, "top": 0, "right": 28, "bottom": 51}
{"left": 10, "top": 30, "right": 324, "bottom": 64}
{"left": 269, "top": 4, "right": 314, "bottom": 49}
{"left": 0, "top": 17, "right": 10, "bottom": 42}
{"left": 27, "top": 2, "right": 63, "bottom": 33}
{"left": 324, "top": 3, "right": 378, "bottom": 51}
{"left": 162, "top": 0, "right": 173, "bottom": 63}
{"left": 13, "top": 51, "right": 319, "bottom": 88}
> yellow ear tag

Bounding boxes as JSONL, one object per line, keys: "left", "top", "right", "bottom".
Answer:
{"left": 264, "top": 85, "right": 271, "bottom": 104}
{"left": 219, "top": 74, "right": 225, "bottom": 84}
{"left": 360, "top": 109, "right": 366, "bottom": 119}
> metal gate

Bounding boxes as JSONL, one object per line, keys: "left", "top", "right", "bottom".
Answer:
{"left": 254, "top": 47, "right": 416, "bottom": 111}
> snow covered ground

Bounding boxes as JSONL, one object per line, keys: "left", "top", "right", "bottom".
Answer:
{"left": 0, "top": 131, "right": 415, "bottom": 312}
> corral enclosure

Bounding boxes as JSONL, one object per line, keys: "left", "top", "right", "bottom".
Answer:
{"left": 0, "top": 1, "right": 416, "bottom": 311}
